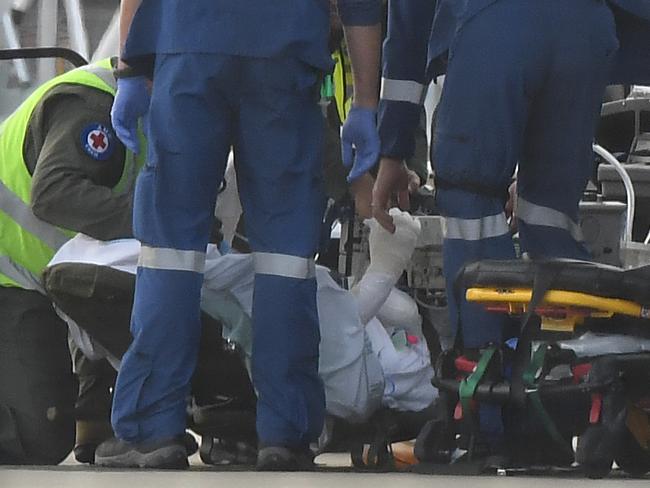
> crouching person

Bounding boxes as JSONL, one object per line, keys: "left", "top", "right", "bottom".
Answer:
{"left": 0, "top": 58, "right": 143, "bottom": 464}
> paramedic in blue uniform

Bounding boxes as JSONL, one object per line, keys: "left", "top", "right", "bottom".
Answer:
{"left": 372, "top": 0, "right": 650, "bottom": 458}
{"left": 95, "top": 0, "right": 383, "bottom": 470}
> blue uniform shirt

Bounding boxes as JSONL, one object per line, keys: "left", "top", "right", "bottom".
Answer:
{"left": 123, "top": 0, "right": 382, "bottom": 73}
{"left": 379, "top": 0, "right": 650, "bottom": 161}
{"left": 427, "top": 0, "right": 650, "bottom": 81}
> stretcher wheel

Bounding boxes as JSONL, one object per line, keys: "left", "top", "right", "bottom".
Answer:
{"left": 576, "top": 425, "right": 614, "bottom": 479}
{"left": 349, "top": 441, "right": 394, "bottom": 469}
{"left": 414, "top": 417, "right": 453, "bottom": 464}
{"left": 367, "top": 441, "right": 392, "bottom": 468}
{"left": 615, "top": 429, "right": 650, "bottom": 477}
{"left": 350, "top": 443, "right": 365, "bottom": 468}
{"left": 199, "top": 436, "right": 215, "bottom": 465}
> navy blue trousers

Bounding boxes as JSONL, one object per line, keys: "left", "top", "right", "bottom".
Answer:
{"left": 433, "top": 0, "right": 618, "bottom": 436}
{"left": 111, "top": 54, "right": 326, "bottom": 448}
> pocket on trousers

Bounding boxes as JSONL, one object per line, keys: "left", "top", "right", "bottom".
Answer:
{"left": 432, "top": 128, "right": 478, "bottom": 182}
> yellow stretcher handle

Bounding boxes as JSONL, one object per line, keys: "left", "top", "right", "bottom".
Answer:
{"left": 466, "top": 287, "right": 648, "bottom": 319}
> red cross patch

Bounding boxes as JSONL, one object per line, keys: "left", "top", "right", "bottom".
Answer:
{"left": 81, "top": 123, "right": 114, "bottom": 160}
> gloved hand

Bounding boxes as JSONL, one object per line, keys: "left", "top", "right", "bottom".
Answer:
{"left": 366, "top": 208, "right": 421, "bottom": 278}
{"left": 341, "top": 106, "right": 380, "bottom": 183}
{"left": 110, "top": 76, "right": 150, "bottom": 154}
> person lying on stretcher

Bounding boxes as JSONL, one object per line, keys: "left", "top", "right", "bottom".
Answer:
{"left": 45, "top": 205, "right": 439, "bottom": 464}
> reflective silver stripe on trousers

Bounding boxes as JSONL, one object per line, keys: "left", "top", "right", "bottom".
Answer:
{"left": 0, "top": 255, "right": 45, "bottom": 293}
{"left": 138, "top": 246, "right": 206, "bottom": 273}
{"left": 516, "top": 197, "right": 584, "bottom": 242}
{"left": 380, "top": 78, "right": 427, "bottom": 105}
{"left": 253, "top": 252, "right": 316, "bottom": 280}
{"left": 80, "top": 64, "right": 117, "bottom": 91}
{"left": 443, "top": 213, "right": 510, "bottom": 241}
{"left": 0, "top": 180, "right": 69, "bottom": 250}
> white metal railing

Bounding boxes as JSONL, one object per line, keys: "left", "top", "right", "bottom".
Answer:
{"left": 2, "top": 0, "right": 115, "bottom": 83}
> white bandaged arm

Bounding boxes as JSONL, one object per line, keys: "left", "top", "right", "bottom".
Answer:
{"left": 353, "top": 208, "right": 421, "bottom": 324}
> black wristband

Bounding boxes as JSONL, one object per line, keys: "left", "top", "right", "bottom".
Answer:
{"left": 112, "top": 65, "right": 144, "bottom": 79}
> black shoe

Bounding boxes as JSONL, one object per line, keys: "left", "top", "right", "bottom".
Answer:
{"left": 256, "top": 446, "right": 315, "bottom": 471}
{"left": 95, "top": 436, "right": 189, "bottom": 469}
{"left": 200, "top": 437, "right": 257, "bottom": 466}
{"left": 74, "top": 443, "right": 99, "bottom": 465}
{"left": 91, "top": 432, "right": 198, "bottom": 461}
{"left": 74, "top": 420, "right": 114, "bottom": 464}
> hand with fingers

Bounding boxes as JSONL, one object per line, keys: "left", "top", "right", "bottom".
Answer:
{"left": 406, "top": 169, "right": 422, "bottom": 194}
{"left": 365, "top": 207, "right": 422, "bottom": 278}
{"left": 110, "top": 76, "right": 151, "bottom": 154}
{"left": 371, "top": 157, "right": 411, "bottom": 233}
{"left": 341, "top": 106, "right": 380, "bottom": 183}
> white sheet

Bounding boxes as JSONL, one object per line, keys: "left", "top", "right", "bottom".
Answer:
{"left": 51, "top": 235, "right": 437, "bottom": 421}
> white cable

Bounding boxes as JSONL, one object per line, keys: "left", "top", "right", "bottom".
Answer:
{"left": 644, "top": 228, "right": 650, "bottom": 245}
{"left": 593, "top": 144, "right": 635, "bottom": 243}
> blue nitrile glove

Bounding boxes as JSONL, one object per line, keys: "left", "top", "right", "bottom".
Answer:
{"left": 341, "top": 106, "right": 380, "bottom": 183}
{"left": 111, "top": 76, "right": 150, "bottom": 154}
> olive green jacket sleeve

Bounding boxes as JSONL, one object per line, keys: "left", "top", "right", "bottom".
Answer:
{"left": 26, "top": 84, "right": 134, "bottom": 241}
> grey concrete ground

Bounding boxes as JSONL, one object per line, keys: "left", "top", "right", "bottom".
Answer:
{"left": 1, "top": 466, "right": 649, "bottom": 488}
{"left": 1, "top": 451, "right": 649, "bottom": 488}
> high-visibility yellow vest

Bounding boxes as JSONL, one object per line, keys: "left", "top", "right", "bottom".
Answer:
{"left": 332, "top": 42, "right": 353, "bottom": 124}
{"left": 0, "top": 59, "right": 144, "bottom": 290}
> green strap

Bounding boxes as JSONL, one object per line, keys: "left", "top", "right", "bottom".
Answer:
{"left": 320, "top": 74, "right": 334, "bottom": 99}
{"left": 523, "top": 344, "right": 573, "bottom": 454}
{"left": 459, "top": 347, "right": 496, "bottom": 417}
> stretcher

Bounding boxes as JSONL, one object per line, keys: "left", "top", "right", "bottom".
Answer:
{"left": 423, "top": 259, "right": 650, "bottom": 478}
{"left": 44, "top": 260, "right": 438, "bottom": 470}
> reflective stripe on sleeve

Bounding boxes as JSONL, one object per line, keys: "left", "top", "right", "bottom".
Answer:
{"left": 443, "top": 213, "right": 510, "bottom": 241}
{"left": 253, "top": 252, "right": 316, "bottom": 280}
{"left": 80, "top": 64, "right": 117, "bottom": 91}
{"left": 517, "top": 197, "right": 584, "bottom": 242}
{"left": 0, "top": 180, "right": 69, "bottom": 250}
{"left": 380, "top": 78, "right": 427, "bottom": 105}
{"left": 138, "top": 246, "right": 206, "bottom": 273}
{"left": 0, "top": 255, "right": 46, "bottom": 293}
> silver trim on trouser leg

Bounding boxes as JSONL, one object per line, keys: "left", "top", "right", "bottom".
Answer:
{"left": 138, "top": 246, "right": 206, "bottom": 273}
{"left": 253, "top": 252, "right": 316, "bottom": 279}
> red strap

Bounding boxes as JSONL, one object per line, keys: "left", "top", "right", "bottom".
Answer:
{"left": 455, "top": 356, "right": 477, "bottom": 374}
{"left": 454, "top": 402, "right": 463, "bottom": 420}
{"left": 572, "top": 363, "right": 592, "bottom": 384}
{"left": 590, "top": 393, "right": 603, "bottom": 424}
{"left": 454, "top": 400, "right": 482, "bottom": 420}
